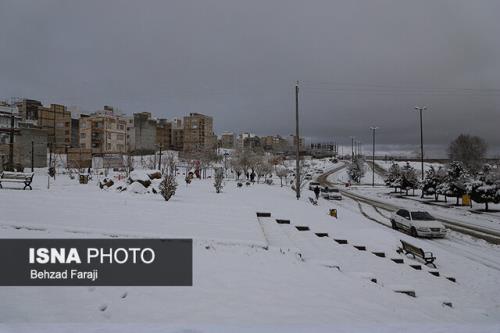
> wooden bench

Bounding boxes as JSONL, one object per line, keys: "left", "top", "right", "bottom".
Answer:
{"left": 398, "top": 240, "right": 436, "bottom": 268}
{"left": 0, "top": 171, "right": 34, "bottom": 190}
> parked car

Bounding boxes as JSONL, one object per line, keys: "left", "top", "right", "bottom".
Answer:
{"left": 304, "top": 174, "right": 313, "bottom": 180}
{"left": 390, "top": 209, "right": 447, "bottom": 238}
{"left": 308, "top": 181, "right": 320, "bottom": 190}
{"left": 321, "top": 187, "right": 342, "bottom": 200}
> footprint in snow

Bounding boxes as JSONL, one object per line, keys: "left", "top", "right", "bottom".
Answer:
{"left": 121, "top": 292, "right": 128, "bottom": 299}
{"left": 88, "top": 286, "right": 95, "bottom": 292}
{"left": 98, "top": 304, "right": 108, "bottom": 312}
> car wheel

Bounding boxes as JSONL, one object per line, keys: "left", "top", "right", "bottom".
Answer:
{"left": 391, "top": 220, "right": 397, "bottom": 230}
{"left": 410, "top": 227, "right": 418, "bottom": 237}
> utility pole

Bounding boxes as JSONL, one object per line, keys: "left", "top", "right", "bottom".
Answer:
{"left": 370, "top": 127, "right": 378, "bottom": 187}
{"left": 31, "top": 141, "right": 34, "bottom": 172}
{"left": 8, "top": 113, "right": 15, "bottom": 170}
{"left": 415, "top": 106, "right": 427, "bottom": 180}
{"left": 295, "top": 81, "right": 300, "bottom": 200}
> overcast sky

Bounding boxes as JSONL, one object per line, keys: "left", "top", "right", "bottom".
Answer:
{"left": 1, "top": 0, "right": 499, "bottom": 155}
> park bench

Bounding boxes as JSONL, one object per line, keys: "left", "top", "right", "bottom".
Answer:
{"left": 0, "top": 171, "right": 34, "bottom": 190}
{"left": 398, "top": 240, "right": 436, "bottom": 268}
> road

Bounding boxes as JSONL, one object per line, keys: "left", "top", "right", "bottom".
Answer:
{"left": 317, "top": 164, "right": 500, "bottom": 245}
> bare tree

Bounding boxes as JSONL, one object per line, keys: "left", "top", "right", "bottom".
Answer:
{"left": 448, "top": 134, "right": 487, "bottom": 174}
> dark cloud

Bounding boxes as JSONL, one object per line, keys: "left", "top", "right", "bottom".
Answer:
{"left": 1, "top": 0, "right": 499, "bottom": 155}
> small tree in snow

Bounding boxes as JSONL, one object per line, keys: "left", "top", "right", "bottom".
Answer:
{"left": 385, "top": 162, "right": 402, "bottom": 192}
{"left": 421, "top": 166, "right": 446, "bottom": 200}
{"left": 159, "top": 174, "right": 177, "bottom": 201}
{"left": 438, "top": 161, "right": 471, "bottom": 205}
{"left": 347, "top": 158, "right": 365, "bottom": 184}
{"left": 399, "top": 163, "right": 419, "bottom": 196}
{"left": 275, "top": 165, "right": 289, "bottom": 187}
{"left": 467, "top": 164, "right": 500, "bottom": 211}
{"left": 213, "top": 167, "right": 224, "bottom": 193}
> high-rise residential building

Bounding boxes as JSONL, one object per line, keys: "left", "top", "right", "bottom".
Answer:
{"left": 219, "top": 132, "right": 235, "bottom": 149}
{"left": 287, "top": 135, "right": 305, "bottom": 150}
{"left": 156, "top": 119, "right": 172, "bottom": 150}
{"left": 38, "top": 104, "right": 72, "bottom": 153}
{"left": 262, "top": 135, "right": 288, "bottom": 152}
{"left": 16, "top": 99, "right": 42, "bottom": 125}
{"left": 127, "top": 112, "right": 157, "bottom": 154}
{"left": 182, "top": 113, "right": 216, "bottom": 152}
{"left": 79, "top": 106, "right": 128, "bottom": 155}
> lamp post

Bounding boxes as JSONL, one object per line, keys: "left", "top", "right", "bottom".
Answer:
{"left": 370, "top": 127, "right": 378, "bottom": 187}
{"left": 350, "top": 136, "right": 355, "bottom": 161}
{"left": 414, "top": 106, "right": 427, "bottom": 180}
{"left": 295, "top": 81, "right": 300, "bottom": 200}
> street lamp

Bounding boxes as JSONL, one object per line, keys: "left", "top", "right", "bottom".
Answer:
{"left": 370, "top": 127, "right": 379, "bottom": 187}
{"left": 350, "top": 136, "right": 355, "bottom": 161}
{"left": 295, "top": 81, "right": 300, "bottom": 200}
{"left": 414, "top": 106, "right": 427, "bottom": 180}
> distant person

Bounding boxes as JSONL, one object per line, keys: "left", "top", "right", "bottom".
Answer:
{"left": 314, "top": 186, "right": 320, "bottom": 200}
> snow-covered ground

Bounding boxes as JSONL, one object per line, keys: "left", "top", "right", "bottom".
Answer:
{"left": 1, "top": 167, "right": 500, "bottom": 332}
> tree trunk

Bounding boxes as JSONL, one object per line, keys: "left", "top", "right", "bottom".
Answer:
{"left": 485, "top": 202, "right": 489, "bottom": 211}
{"left": 435, "top": 193, "right": 438, "bottom": 201}
{"left": 456, "top": 196, "right": 459, "bottom": 206}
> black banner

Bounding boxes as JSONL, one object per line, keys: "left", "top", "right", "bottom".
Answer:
{"left": 0, "top": 239, "right": 192, "bottom": 286}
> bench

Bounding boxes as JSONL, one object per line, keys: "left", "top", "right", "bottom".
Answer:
{"left": 0, "top": 171, "right": 34, "bottom": 190}
{"left": 398, "top": 240, "right": 436, "bottom": 268}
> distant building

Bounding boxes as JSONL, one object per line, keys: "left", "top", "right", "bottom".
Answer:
{"left": 16, "top": 99, "right": 42, "bottom": 125}
{"left": 128, "top": 112, "right": 157, "bottom": 154}
{"left": 183, "top": 113, "right": 216, "bottom": 152}
{"left": 287, "top": 135, "right": 305, "bottom": 150}
{"left": 220, "top": 132, "right": 235, "bottom": 149}
{"left": 71, "top": 118, "right": 80, "bottom": 148}
{"left": 169, "top": 117, "right": 184, "bottom": 151}
{"left": 79, "top": 106, "right": 128, "bottom": 155}
{"left": 156, "top": 119, "right": 172, "bottom": 150}
{"left": 37, "top": 104, "right": 72, "bottom": 153}
{"left": 262, "top": 135, "right": 288, "bottom": 152}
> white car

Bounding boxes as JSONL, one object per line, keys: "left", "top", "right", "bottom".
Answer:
{"left": 390, "top": 209, "right": 447, "bottom": 238}
{"left": 321, "top": 188, "right": 342, "bottom": 200}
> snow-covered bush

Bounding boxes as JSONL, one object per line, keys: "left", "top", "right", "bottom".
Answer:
{"left": 347, "top": 158, "right": 365, "bottom": 183}
{"left": 213, "top": 168, "right": 224, "bottom": 193}
{"left": 159, "top": 174, "right": 177, "bottom": 201}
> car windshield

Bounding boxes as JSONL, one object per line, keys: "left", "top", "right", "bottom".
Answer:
{"left": 410, "top": 212, "right": 435, "bottom": 220}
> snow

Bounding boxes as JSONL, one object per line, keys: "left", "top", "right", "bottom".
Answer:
{"left": 1, "top": 165, "right": 500, "bottom": 331}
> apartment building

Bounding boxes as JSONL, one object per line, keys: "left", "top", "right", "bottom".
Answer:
{"left": 128, "top": 112, "right": 157, "bottom": 154}
{"left": 219, "top": 132, "right": 235, "bottom": 149}
{"left": 156, "top": 119, "right": 172, "bottom": 150}
{"left": 182, "top": 113, "right": 216, "bottom": 152}
{"left": 38, "top": 104, "right": 72, "bottom": 153}
{"left": 79, "top": 106, "right": 128, "bottom": 155}
{"left": 262, "top": 135, "right": 288, "bottom": 152}
{"left": 170, "top": 117, "right": 184, "bottom": 151}
{"left": 16, "top": 99, "right": 42, "bottom": 125}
